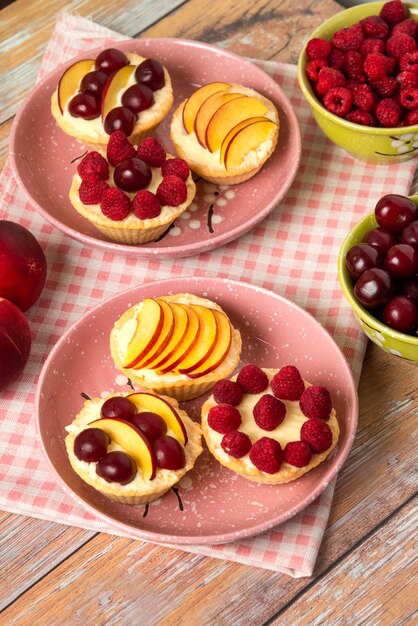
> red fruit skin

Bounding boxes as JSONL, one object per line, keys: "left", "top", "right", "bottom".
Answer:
{"left": 236, "top": 365, "right": 269, "bottom": 394}
{"left": 253, "top": 394, "right": 286, "bottom": 431}
{"left": 249, "top": 437, "right": 283, "bottom": 473}
{"left": 0, "top": 221, "right": 47, "bottom": 312}
{"left": 213, "top": 379, "right": 243, "bottom": 406}
{"left": 383, "top": 295, "right": 417, "bottom": 333}
{"left": 221, "top": 431, "right": 252, "bottom": 458}
{"left": 299, "top": 385, "right": 332, "bottom": 420}
{"left": 207, "top": 404, "right": 242, "bottom": 434}
{"left": 283, "top": 441, "right": 312, "bottom": 467}
{"left": 0, "top": 297, "right": 31, "bottom": 390}
{"left": 300, "top": 418, "right": 333, "bottom": 454}
{"left": 271, "top": 365, "right": 305, "bottom": 401}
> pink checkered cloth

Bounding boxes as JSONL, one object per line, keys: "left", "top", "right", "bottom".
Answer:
{"left": 0, "top": 14, "right": 417, "bottom": 578}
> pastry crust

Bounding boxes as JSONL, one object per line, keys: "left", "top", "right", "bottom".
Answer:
{"left": 201, "top": 368, "right": 340, "bottom": 484}
{"left": 65, "top": 392, "right": 203, "bottom": 504}
{"left": 110, "top": 293, "right": 242, "bottom": 401}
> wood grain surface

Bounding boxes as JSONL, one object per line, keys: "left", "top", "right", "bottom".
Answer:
{"left": 1, "top": 0, "right": 417, "bottom": 624}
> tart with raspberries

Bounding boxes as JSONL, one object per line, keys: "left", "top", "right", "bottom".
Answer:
{"left": 65, "top": 391, "right": 202, "bottom": 504}
{"left": 201, "top": 365, "right": 340, "bottom": 484}
{"left": 69, "top": 132, "right": 196, "bottom": 244}
{"left": 51, "top": 48, "right": 173, "bottom": 147}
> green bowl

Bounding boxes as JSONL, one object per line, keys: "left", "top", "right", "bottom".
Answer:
{"left": 338, "top": 197, "right": 418, "bottom": 363}
{"left": 297, "top": 2, "right": 418, "bottom": 164}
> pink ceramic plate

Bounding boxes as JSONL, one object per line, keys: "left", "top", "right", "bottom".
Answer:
{"left": 10, "top": 38, "right": 301, "bottom": 258}
{"left": 36, "top": 277, "right": 358, "bottom": 545}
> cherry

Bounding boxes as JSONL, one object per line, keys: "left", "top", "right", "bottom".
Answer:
{"left": 374, "top": 194, "right": 417, "bottom": 233}
{"left": 114, "top": 157, "right": 152, "bottom": 192}
{"left": 100, "top": 396, "right": 136, "bottom": 420}
{"left": 345, "top": 243, "right": 381, "bottom": 279}
{"left": 73, "top": 428, "right": 110, "bottom": 462}
{"left": 104, "top": 106, "right": 137, "bottom": 136}
{"left": 400, "top": 220, "right": 418, "bottom": 250}
{"left": 364, "top": 227, "right": 398, "bottom": 257}
{"left": 68, "top": 93, "right": 100, "bottom": 120}
{"left": 384, "top": 243, "right": 418, "bottom": 278}
{"left": 80, "top": 70, "right": 108, "bottom": 98}
{"left": 353, "top": 267, "right": 393, "bottom": 309}
{"left": 153, "top": 435, "right": 185, "bottom": 470}
{"left": 96, "top": 451, "right": 137, "bottom": 484}
{"left": 131, "top": 411, "right": 167, "bottom": 442}
{"left": 121, "top": 84, "right": 154, "bottom": 113}
{"left": 383, "top": 295, "right": 417, "bottom": 333}
{"left": 135, "top": 58, "right": 165, "bottom": 91}
{"left": 402, "top": 277, "right": 418, "bottom": 302}
{"left": 95, "top": 48, "right": 129, "bottom": 75}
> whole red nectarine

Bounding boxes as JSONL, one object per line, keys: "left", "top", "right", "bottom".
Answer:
{"left": 0, "top": 297, "right": 31, "bottom": 390}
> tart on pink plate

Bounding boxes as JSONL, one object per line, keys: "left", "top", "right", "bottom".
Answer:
{"left": 201, "top": 365, "right": 340, "bottom": 484}
{"left": 69, "top": 133, "right": 196, "bottom": 244}
{"left": 51, "top": 48, "right": 173, "bottom": 148}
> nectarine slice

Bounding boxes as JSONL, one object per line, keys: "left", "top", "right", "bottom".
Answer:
{"left": 133, "top": 299, "right": 174, "bottom": 370}
{"left": 101, "top": 64, "right": 136, "bottom": 120}
{"left": 219, "top": 116, "right": 267, "bottom": 164}
{"left": 122, "top": 299, "right": 163, "bottom": 369}
{"left": 157, "top": 304, "right": 200, "bottom": 374}
{"left": 187, "top": 310, "right": 232, "bottom": 378}
{"left": 144, "top": 301, "right": 189, "bottom": 370}
{"left": 182, "top": 82, "right": 230, "bottom": 134}
{"left": 194, "top": 92, "right": 244, "bottom": 148}
{"left": 57, "top": 59, "right": 95, "bottom": 114}
{"left": 224, "top": 119, "right": 278, "bottom": 170}
{"left": 206, "top": 96, "right": 269, "bottom": 153}
{"left": 177, "top": 305, "right": 218, "bottom": 375}
{"left": 128, "top": 392, "right": 188, "bottom": 445}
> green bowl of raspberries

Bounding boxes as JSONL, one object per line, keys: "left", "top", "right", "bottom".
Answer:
{"left": 297, "top": 1, "right": 418, "bottom": 163}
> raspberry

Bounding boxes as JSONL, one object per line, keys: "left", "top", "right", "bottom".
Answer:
{"left": 137, "top": 137, "right": 166, "bottom": 167}
{"left": 253, "top": 394, "right": 286, "bottom": 431}
{"left": 372, "top": 75, "right": 399, "bottom": 97}
{"left": 352, "top": 83, "right": 376, "bottom": 111}
{"left": 386, "top": 34, "right": 416, "bottom": 61}
{"left": 399, "top": 50, "right": 418, "bottom": 75}
{"left": 283, "top": 441, "right": 312, "bottom": 468}
{"left": 323, "top": 87, "right": 353, "bottom": 117}
{"left": 79, "top": 179, "right": 109, "bottom": 205}
{"left": 329, "top": 48, "right": 346, "bottom": 70}
{"left": 221, "top": 431, "right": 252, "bottom": 458}
{"left": 161, "top": 158, "right": 190, "bottom": 181}
{"left": 156, "top": 175, "right": 187, "bottom": 206}
{"left": 343, "top": 51, "right": 365, "bottom": 80}
{"left": 346, "top": 109, "right": 376, "bottom": 126}
{"left": 132, "top": 190, "right": 161, "bottom": 219}
{"left": 406, "top": 109, "right": 418, "bottom": 124}
{"left": 360, "top": 38, "right": 385, "bottom": 59}
{"left": 77, "top": 151, "right": 109, "bottom": 181}
{"left": 364, "top": 53, "right": 393, "bottom": 80}
{"left": 400, "top": 86, "right": 418, "bottom": 109}
{"left": 332, "top": 24, "right": 364, "bottom": 51}
{"left": 380, "top": 0, "right": 409, "bottom": 27}
{"left": 391, "top": 18, "right": 418, "bottom": 38}
{"left": 100, "top": 187, "right": 131, "bottom": 221}
{"left": 207, "top": 404, "right": 241, "bottom": 434}
{"left": 316, "top": 68, "right": 346, "bottom": 96}
{"left": 306, "top": 38, "right": 332, "bottom": 60}
{"left": 299, "top": 385, "right": 332, "bottom": 420}
{"left": 236, "top": 365, "right": 269, "bottom": 394}
{"left": 249, "top": 437, "right": 283, "bottom": 474}
{"left": 271, "top": 365, "right": 305, "bottom": 401}
{"left": 213, "top": 379, "right": 243, "bottom": 406}
{"left": 397, "top": 70, "right": 418, "bottom": 89}
{"left": 375, "top": 97, "right": 402, "bottom": 126}
{"left": 300, "top": 418, "right": 333, "bottom": 454}
{"left": 306, "top": 58, "right": 328, "bottom": 83}
{"left": 361, "top": 15, "right": 389, "bottom": 39}
{"left": 106, "top": 131, "right": 136, "bottom": 167}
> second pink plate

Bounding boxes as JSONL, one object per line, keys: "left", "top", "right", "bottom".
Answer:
{"left": 10, "top": 38, "right": 301, "bottom": 258}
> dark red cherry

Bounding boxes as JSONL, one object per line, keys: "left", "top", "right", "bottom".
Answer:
{"left": 74, "top": 428, "right": 110, "bottom": 462}
{"left": 100, "top": 396, "right": 136, "bottom": 420}
{"left": 135, "top": 59, "right": 165, "bottom": 91}
{"left": 121, "top": 84, "right": 154, "bottom": 113}
{"left": 131, "top": 412, "right": 167, "bottom": 442}
{"left": 402, "top": 277, "right": 418, "bottom": 302}
{"left": 400, "top": 220, "right": 418, "bottom": 250}
{"left": 95, "top": 48, "right": 129, "bottom": 75}
{"left": 153, "top": 435, "right": 185, "bottom": 470}
{"left": 364, "top": 227, "right": 398, "bottom": 257}
{"left": 80, "top": 70, "right": 108, "bottom": 98}
{"left": 104, "top": 106, "right": 137, "bottom": 136}
{"left": 345, "top": 243, "right": 381, "bottom": 279}
{"left": 68, "top": 93, "right": 100, "bottom": 119}
{"left": 374, "top": 194, "right": 417, "bottom": 233}
{"left": 384, "top": 244, "right": 418, "bottom": 278}
{"left": 383, "top": 295, "right": 417, "bottom": 333}
{"left": 114, "top": 157, "right": 151, "bottom": 192}
{"left": 96, "top": 451, "right": 137, "bottom": 484}
{"left": 353, "top": 268, "right": 393, "bottom": 309}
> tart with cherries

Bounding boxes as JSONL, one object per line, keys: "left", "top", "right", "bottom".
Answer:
{"left": 51, "top": 48, "right": 173, "bottom": 147}
{"left": 201, "top": 365, "right": 339, "bottom": 484}
{"left": 65, "top": 391, "right": 202, "bottom": 504}
{"left": 170, "top": 81, "right": 279, "bottom": 185}
{"left": 69, "top": 132, "right": 196, "bottom": 244}
{"left": 110, "top": 293, "right": 242, "bottom": 401}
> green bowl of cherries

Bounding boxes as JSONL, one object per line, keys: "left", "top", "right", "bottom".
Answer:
{"left": 338, "top": 193, "right": 418, "bottom": 363}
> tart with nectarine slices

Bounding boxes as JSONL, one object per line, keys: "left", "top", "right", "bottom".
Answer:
{"left": 110, "top": 293, "right": 242, "bottom": 401}
{"left": 51, "top": 48, "right": 173, "bottom": 148}
{"left": 65, "top": 391, "right": 202, "bottom": 504}
{"left": 170, "top": 82, "right": 279, "bottom": 185}
{"left": 201, "top": 365, "right": 339, "bottom": 484}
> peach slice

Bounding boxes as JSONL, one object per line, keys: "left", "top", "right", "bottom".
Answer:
{"left": 144, "top": 301, "right": 189, "bottom": 370}
{"left": 194, "top": 92, "right": 244, "bottom": 148}
{"left": 205, "top": 96, "right": 269, "bottom": 153}
{"left": 128, "top": 392, "right": 188, "bottom": 445}
{"left": 122, "top": 299, "right": 163, "bottom": 369}
{"left": 224, "top": 119, "right": 278, "bottom": 170}
{"left": 182, "top": 82, "right": 230, "bottom": 134}
{"left": 177, "top": 305, "right": 218, "bottom": 375}
{"left": 187, "top": 310, "right": 232, "bottom": 378}
{"left": 57, "top": 59, "right": 95, "bottom": 114}
{"left": 90, "top": 417, "right": 156, "bottom": 480}
{"left": 157, "top": 304, "right": 200, "bottom": 374}
{"left": 101, "top": 64, "right": 136, "bottom": 120}
{"left": 132, "top": 299, "right": 174, "bottom": 370}
{"left": 219, "top": 116, "right": 267, "bottom": 165}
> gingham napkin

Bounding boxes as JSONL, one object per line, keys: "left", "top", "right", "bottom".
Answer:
{"left": 0, "top": 14, "right": 417, "bottom": 578}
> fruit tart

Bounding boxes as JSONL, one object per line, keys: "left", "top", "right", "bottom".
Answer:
{"left": 51, "top": 48, "right": 173, "bottom": 147}
{"left": 69, "top": 133, "right": 196, "bottom": 244}
{"left": 65, "top": 391, "right": 203, "bottom": 504}
{"left": 170, "top": 81, "right": 280, "bottom": 185}
{"left": 110, "top": 293, "right": 242, "bottom": 401}
{"left": 201, "top": 365, "right": 339, "bottom": 484}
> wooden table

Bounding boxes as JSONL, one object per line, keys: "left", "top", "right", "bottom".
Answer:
{"left": 1, "top": 1, "right": 417, "bottom": 623}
